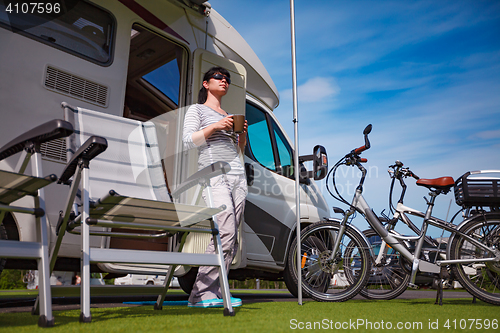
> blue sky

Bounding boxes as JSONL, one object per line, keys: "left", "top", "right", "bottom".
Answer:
{"left": 210, "top": 0, "right": 500, "bottom": 234}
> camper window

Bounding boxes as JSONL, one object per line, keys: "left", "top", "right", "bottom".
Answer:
{"left": 142, "top": 60, "right": 181, "bottom": 106}
{"left": 124, "top": 24, "right": 186, "bottom": 121}
{"left": 272, "top": 123, "right": 294, "bottom": 178}
{"left": 0, "top": 0, "right": 114, "bottom": 65}
{"left": 246, "top": 103, "right": 276, "bottom": 171}
{"left": 246, "top": 102, "right": 295, "bottom": 178}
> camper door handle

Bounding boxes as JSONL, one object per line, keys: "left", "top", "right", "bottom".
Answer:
{"left": 245, "top": 163, "right": 254, "bottom": 186}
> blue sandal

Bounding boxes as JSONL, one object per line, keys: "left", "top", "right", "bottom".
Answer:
{"left": 188, "top": 297, "right": 242, "bottom": 308}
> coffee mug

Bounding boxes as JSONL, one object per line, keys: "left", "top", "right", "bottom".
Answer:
{"left": 233, "top": 114, "right": 245, "bottom": 133}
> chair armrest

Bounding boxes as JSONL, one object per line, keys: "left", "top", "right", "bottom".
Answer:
{"left": 171, "top": 161, "right": 231, "bottom": 199}
{"left": 59, "top": 136, "right": 108, "bottom": 184}
{"left": 0, "top": 119, "right": 74, "bottom": 161}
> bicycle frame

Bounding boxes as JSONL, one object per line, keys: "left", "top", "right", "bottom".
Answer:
{"left": 333, "top": 164, "right": 500, "bottom": 287}
{"left": 390, "top": 195, "right": 500, "bottom": 266}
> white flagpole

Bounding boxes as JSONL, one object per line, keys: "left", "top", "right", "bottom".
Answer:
{"left": 289, "top": 0, "right": 302, "bottom": 305}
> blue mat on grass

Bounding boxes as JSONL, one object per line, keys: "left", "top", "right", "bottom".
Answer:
{"left": 124, "top": 300, "right": 189, "bottom": 306}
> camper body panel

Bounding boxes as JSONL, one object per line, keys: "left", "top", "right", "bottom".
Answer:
{"left": 0, "top": 0, "right": 329, "bottom": 281}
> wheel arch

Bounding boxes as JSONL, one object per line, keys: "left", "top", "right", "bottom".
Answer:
{"left": 282, "top": 220, "right": 317, "bottom": 266}
{"left": 1, "top": 212, "right": 20, "bottom": 241}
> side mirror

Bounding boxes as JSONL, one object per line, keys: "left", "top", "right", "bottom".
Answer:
{"left": 313, "top": 145, "right": 328, "bottom": 180}
{"left": 298, "top": 145, "right": 328, "bottom": 181}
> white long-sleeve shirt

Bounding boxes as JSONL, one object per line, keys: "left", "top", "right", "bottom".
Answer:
{"left": 182, "top": 104, "right": 244, "bottom": 175}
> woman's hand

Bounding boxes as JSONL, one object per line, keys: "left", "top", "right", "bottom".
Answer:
{"left": 213, "top": 115, "right": 234, "bottom": 132}
{"left": 241, "top": 120, "right": 248, "bottom": 134}
{"left": 192, "top": 115, "right": 233, "bottom": 145}
{"left": 238, "top": 120, "right": 248, "bottom": 153}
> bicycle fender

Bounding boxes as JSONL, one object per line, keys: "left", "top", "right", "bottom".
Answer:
{"left": 446, "top": 212, "right": 500, "bottom": 260}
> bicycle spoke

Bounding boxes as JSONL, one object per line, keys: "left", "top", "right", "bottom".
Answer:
{"left": 450, "top": 215, "right": 500, "bottom": 305}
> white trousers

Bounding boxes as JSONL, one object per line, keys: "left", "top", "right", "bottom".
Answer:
{"left": 188, "top": 174, "right": 247, "bottom": 303}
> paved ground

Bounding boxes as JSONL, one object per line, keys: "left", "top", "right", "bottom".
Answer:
{"left": 0, "top": 289, "right": 473, "bottom": 314}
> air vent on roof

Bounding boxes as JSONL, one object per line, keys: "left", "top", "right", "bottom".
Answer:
{"left": 40, "top": 138, "right": 67, "bottom": 164}
{"left": 45, "top": 66, "right": 108, "bottom": 107}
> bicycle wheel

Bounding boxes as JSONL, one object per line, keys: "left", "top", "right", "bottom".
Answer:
{"left": 449, "top": 213, "right": 500, "bottom": 305}
{"left": 358, "top": 229, "right": 410, "bottom": 300}
{"left": 286, "top": 221, "right": 371, "bottom": 302}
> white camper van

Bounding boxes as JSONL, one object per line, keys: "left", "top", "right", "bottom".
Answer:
{"left": 0, "top": 0, "right": 329, "bottom": 295}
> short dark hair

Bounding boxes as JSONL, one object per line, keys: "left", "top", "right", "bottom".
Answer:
{"left": 197, "top": 66, "right": 231, "bottom": 104}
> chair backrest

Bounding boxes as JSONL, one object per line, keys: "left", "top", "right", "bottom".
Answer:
{"left": 63, "top": 105, "right": 170, "bottom": 202}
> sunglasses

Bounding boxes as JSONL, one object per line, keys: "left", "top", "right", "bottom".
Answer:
{"left": 211, "top": 73, "right": 231, "bottom": 84}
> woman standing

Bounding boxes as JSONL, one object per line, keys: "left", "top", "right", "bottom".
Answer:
{"left": 182, "top": 67, "right": 248, "bottom": 308}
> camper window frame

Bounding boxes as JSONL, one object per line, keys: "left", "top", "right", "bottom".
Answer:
{"left": 245, "top": 101, "right": 295, "bottom": 179}
{"left": 123, "top": 23, "right": 189, "bottom": 121}
{"left": 0, "top": 0, "right": 116, "bottom": 67}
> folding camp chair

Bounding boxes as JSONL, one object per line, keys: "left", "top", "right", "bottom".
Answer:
{"left": 55, "top": 103, "right": 235, "bottom": 322}
{"left": 0, "top": 119, "right": 74, "bottom": 327}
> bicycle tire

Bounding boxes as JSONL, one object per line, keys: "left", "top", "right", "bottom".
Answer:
{"left": 359, "top": 229, "right": 410, "bottom": 300}
{"left": 286, "top": 221, "right": 371, "bottom": 302}
{"left": 449, "top": 213, "right": 500, "bottom": 305}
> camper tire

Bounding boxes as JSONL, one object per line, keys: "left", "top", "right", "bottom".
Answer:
{"left": 283, "top": 232, "right": 312, "bottom": 298}
{"left": 178, "top": 267, "right": 198, "bottom": 294}
{"left": 0, "top": 223, "right": 7, "bottom": 275}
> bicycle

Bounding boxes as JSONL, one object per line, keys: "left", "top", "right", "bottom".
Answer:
{"left": 288, "top": 124, "right": 500, "bottom": 304}
{"left": 360, "top": 161, "right": 459, "bottom": 300}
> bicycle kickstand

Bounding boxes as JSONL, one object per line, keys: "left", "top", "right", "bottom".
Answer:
{"left": 434, "top": 277, "right": 444, "bottom": 306}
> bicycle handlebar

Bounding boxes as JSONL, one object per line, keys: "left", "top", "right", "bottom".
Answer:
{"left": 346, "top": 124, "right": 372, "bottom": 162}
{"left": 354, "top": 145, "right": 368, "bottom": 154}
{"left": 388, "top": 161, "right": 419, "bottom": 180}
{"left": 326, "top": 124, "right": 373, "bottom": 208}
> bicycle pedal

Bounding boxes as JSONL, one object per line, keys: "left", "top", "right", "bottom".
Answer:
{"left": 408, "top": 283, "right": 419, "bottom": 290}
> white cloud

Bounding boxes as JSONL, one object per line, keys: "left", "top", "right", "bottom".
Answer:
{"left": 211, "top": 0, "right": 500, "bottom": 237}
{"left": 470, "top": 130, "right": 500, "bottom": 140}
{"left": 281, "top": 77, "right": 340, "bottom": 103}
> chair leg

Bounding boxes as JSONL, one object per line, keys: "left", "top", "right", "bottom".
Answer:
{"left": 206, "top": 180, "right": 235, "bottom": 316}
{"left": 32, "top": 155, "right": 54, "bottom": 327}
{"left": 49, "top": 167, "right": 82, "bottom": 271}
{"left": 155, "top": 264, "right": 176, "bottom": 310}
{"left": 32, "top": 167, "right": 83, "bottom": 317}
{"left": 35, "top": 211, "right": 55, "bottom": 327}
{"left": 204, "top": 182, "right": 234, "bottom": 316}
{"left": 212, "top": 218, "right": 234, "bottom": 316}
{"left": 155, "top": 233, "right": 188, "bottom": 310}
{"left": 80, "top": 168, "right": 92, "bottom": 323}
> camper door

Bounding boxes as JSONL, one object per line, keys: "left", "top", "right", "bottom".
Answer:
{"left": 179, "top": 49, "right": 247, "bottom": 269}
{"left": 182, "top": 49, "right": 247, "bottom": 176}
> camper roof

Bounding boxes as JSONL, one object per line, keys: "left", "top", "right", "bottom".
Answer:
{"left": 207, "top": 9, "right": 280, "bottom": 110}
{"left": 130, "top": 0, "right": 279, "bottom": 110}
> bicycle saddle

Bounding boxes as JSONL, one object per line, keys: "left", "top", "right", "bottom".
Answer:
{"left": 416, "top": 177, "right": 455, "bottom": 191}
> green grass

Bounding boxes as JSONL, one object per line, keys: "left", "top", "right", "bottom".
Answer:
{"left": 0, "top": 290, "right": 39, "bottom": 298}
{"left": 0, "top": 288, "right": 289, "bottom": 299}
{"left": 0, "top": 298, "right": 498, "bottom": 332}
